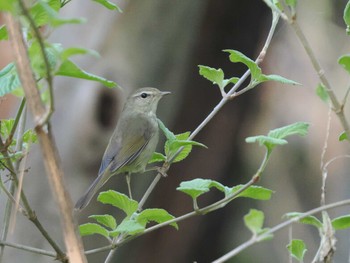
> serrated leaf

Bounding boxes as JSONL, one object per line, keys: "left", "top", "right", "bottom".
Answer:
{"left": 97, "top": 190, "right": 138, "bottom": 217}
{"left": 244, "top": 209, "right": 264, "bottom": 235}
{"left": 138, "top": 208, "right": 178, "bottom": 230}
{"left": 287, "top": 239, "right": 307, "bottom": 262}
{"left": 89, "top": 214, "right": 117, "bottom": 230}
{"left": 148, "top": 152, "right": 166, "bottom": 164}
{"left": 228, "top": 185, "right": 274, "bottom": 200}
{"left": 0, "top": 63, "right": 22, "bottom": 97}
{"left": 0, "top": 25, "right": 8, "bottom": 41}
{"left": 56, "top": 59, "right": 116, "bottom": 88}
{"left": 222, "top": 77, "right": 239, "bottom": 87}
{"left": 165, "top": 131, "right": 190, "bottom": 157}
{"left": 224, "top": 49, "right": 262, "bottom": 82}
{"left": 93, "top": 0, "right": 123, "bottom": 12}
{"left": 177, "top": 178, "right": 225, "bottom": 199}
{"left": 339, "top": 131, "right": 349, "bottom": 141}
{"left": 259, "top": 74, "right": 300, "bottom": 86}
{"left": 168, "top": 139, "right": 206, "bottom": 163}
{"left": 29, "top": 42, "right": 62, "bottom": 78}
{"left": 157, "top": 118, "right": 176, "bottom": 141}
{"left": 22, "top": 129, "right": 38, "bottom": 148}
{"left": 113, "top": 218, "right": 145, "bottom": 235}
{"left": 339, "top": 55, "right": 350, "bottom": 73}
{"left": 198, "top": 65, "right": 225, "bottom": 89}
{"left": 165, "top": 131, "right": 206, "bottom": 163}
{"left": 31, "top": 0, "right": 85, "bottom": 27}
{"left": 332, "top": 215, "right": 350, "bottom": 230}
{"left": 245, "top": 135, "right": 288, "bottom": 149}
{"left": 268, "top": 122, "right": 309, "bottom": 139}
{"left": 79, "top": 223, "right": 109, "bottom": 239}
{"left": 60, "top": 47, "right": 99, "bottom": 61}
{"left": 30, "top": 0, "right": 61, "bottom": 27}
{"left": 284, "top": 212, "right": 322, "bottom": 229}
{"left": 316, "top": 83, "right": 329, "bottom": 103}
{"left": 0, "top": 119, "right": 15, "bottom": 138}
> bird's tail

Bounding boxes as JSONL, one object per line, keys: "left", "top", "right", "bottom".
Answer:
{"left": 74, "top": 169, "right": 112, "bottom": 211}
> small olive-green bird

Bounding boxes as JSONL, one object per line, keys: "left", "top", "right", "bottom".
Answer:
{"left": 74, "top": 87, "right": 170, "bottom": 211}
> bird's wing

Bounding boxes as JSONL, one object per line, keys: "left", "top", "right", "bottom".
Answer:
{"left": 98, "top": 131, "right": 150, "bottom": 175}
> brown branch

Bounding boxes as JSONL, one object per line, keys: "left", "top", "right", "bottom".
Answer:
{"left": 4, "top": 13, "right": 86, "bottom": 263}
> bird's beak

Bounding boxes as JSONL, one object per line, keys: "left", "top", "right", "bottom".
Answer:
{"left": 160, "top": 91, "right": 171, "bottom": 96}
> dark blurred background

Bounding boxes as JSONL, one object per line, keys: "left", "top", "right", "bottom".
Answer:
{"left": 1, "top": 0, "right": 350, "bottom": 262}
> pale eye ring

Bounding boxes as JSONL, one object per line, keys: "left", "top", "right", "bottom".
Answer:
{"left": 141, "top": 93, "right": 148, "bottom": 98}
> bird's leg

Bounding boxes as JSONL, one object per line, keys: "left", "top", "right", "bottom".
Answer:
{"left": 126, "top": 173, "right": 133, "bottom": 199}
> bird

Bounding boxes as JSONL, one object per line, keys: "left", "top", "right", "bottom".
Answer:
{"left": 74, "top": 87, "right": 170, "bottom": 211}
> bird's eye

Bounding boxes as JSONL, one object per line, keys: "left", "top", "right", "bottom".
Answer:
{"left": 140, "top": 93, "right": 148, "bottom": 98}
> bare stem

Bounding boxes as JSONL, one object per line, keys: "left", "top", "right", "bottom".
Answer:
{"left": 4, "top": 12, "right": 86, "bottom": 263}
{"left": 213, "top": 199, "right": 350, "bottom": 263}
{"left": 288, "top": 14, "right": 350, "bottom": 139}
{"left": 0, "top": 240, "right": 56, "bottom": 258}
{"left": 18, "top": 0, "right": 54, "bottom": 123}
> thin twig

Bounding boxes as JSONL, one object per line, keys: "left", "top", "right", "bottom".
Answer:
{"left": 0, "top": 240, "right": 56, "bottom": 258}
{"left": 212, "top": 199, "right": 350, "bottom": 263}
{"left": 287, "top": 16, "right": 350, "bottom": 140}
{"left": 0, "top": 137, "right": 66, "bottom": 261}
{"left": 0, "top": 99, "right": 26, "bottom": 262}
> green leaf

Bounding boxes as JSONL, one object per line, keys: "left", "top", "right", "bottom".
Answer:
{"left": 228, "top": 185, "right": 274, "bottom": 200}
{"left": 285, "top": 0, "right": 297, "bottom": 9}
{"left": 244, "top": 209, "right": 264, "bottom": 235}
{"left": 30, "top": 0, "right": 61, "bottom": 27}
{"left": 245, "top": 135, "right": 288, "bottom": 149}
{"left": 224, "top": 49, "right": 262, "bottom": 82}
{"left": 148, "top": 152, "right": 166, "bottom": 164}
{"left": 177, "top": 178, "right": 225, "bottom": 199}
{"left": 97, "top": 190, "right": 138, "bottom": 217}
{"left": 93, "top": 0, "right": 123, "bottom": 12}
{"left": 198, "top": 65, "right": 225, "bottom": 89}
{"left": 30, "top": 0, "right": 85, "bottom": 27}
{"left": 0, "top": 119, "right": 15, "bottom": 138}
{"left": 0, "top": 25, "right": 8, "bottom": 41}
{"left": 157, "top": 118, "right": 176, "bottom": 141}
{"left": 29, "top": 42, "right": 62, "bottom": 78}
{"left": 22, "top": 129, "right": 38, "bottom": 148}
{"left": 165, "top": 131, "right": 206, "bottom": 163}
{"left": 344, "top": 1, "right": 350, "bottom": 35}
{"left": 138, "top": 208, "right": 178, "bottom": 230}
{"left": 113, "top": 217, "right": 144, "bottom": 235}
{"left": 268, "top": 122, "right": 309, "bottom": 139}
{"left": 284, "top": 212, "right": 322, "bottom": 229}
{"left": 339, "top": 131, "right": 349, "bottom": 141}
{"left": 246, "top": 122, "right": 309, "bottom": 151}
{"left": 259, "top": 74, "right": 300, "bottom": 86}
{"left": 316, "top": 83, "right": 329, "bottom": 103}
{"left": 287, "top": 239, "right": 307, "bottom": 262}
{"left": 0, "top": 0, "right": 16, "bottom": 12}
{"left": 339, "top": 55, "right": 350, "bottom": 73}
{"left": 332, "top": 215, "right": 350, "bottom": 230}
{"left": 0, "top": 63, "right": 22, "bottom": 97}
{"left": 89, "top": 214, "right": 117, "bottom": 230}
{"left": 79, "top": 223, "right": 109, "bottom": 239}
{"left": 56, "top": 59, "right": 116, "bottom": 88}
{"left": 60, "top": 47, "right": 99, "bottom": 61}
